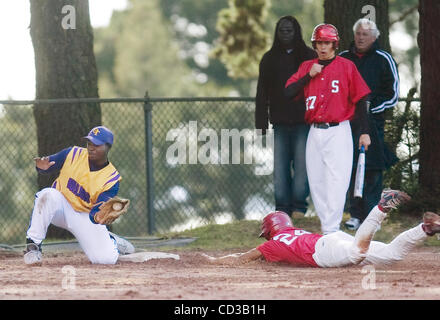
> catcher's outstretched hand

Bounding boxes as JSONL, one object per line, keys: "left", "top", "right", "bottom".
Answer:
{"left": 94, "top": 196, "right": 130, "bottom": 225}
{"left": 34, "top": 156, "right": 55, "bottom": 170}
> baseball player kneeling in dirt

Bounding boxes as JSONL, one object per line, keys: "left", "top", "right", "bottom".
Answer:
{"left": 202, "top": 190, "right": 440, "bottom": 268}
{"left": 24, "top": 126, "right": 134, "bottom": 265}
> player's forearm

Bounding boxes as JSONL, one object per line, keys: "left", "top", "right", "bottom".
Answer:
{"left": 89, "top": 182, "right": 120, "bottom": 224}
{"left": 284, "top": 74, "right": 311, "bottom": 99}
{"left": 203, "top": 248, "right": 262, "bottom": 265}
{"left": 215, "top": 253, "right": 245, "bottom": 265}
{"left": 354, "top": 96, "right": 370, "bottom": 135}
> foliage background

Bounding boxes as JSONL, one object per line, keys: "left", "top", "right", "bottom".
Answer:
{"left": 0, "top": 0, "right": 423, "bottom": 244}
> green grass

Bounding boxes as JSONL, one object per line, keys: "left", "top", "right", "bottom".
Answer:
{"left": 157, "top": 211, "right": 440, "bottom": 251}
{"left": 159, "top": 219, "right": 266, "bottom": 251}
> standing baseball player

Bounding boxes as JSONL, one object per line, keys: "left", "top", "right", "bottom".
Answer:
{"left": 284, "top": 24, "right": 371, "bottom": 234}
{"left": 202, "top": 189, "right": 440, "bottom": 268}
{"left": 24, "top": 126, "right": 134, "bottom": 265}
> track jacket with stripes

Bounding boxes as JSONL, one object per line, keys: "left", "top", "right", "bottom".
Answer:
{"left": 339, "top": 40, "right": 399, "bottom": 170}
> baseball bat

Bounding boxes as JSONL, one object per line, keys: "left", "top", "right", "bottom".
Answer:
{"left": 354, "top": 145, "right": 365, "bottom": 198}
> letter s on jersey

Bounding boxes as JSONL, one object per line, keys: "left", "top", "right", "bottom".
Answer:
{"left": 331, "top": 80, "right": 339, "bottom": 93}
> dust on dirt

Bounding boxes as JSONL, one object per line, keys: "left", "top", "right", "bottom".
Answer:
{"left": 1, "top": 247, "right": 440, "bottom": 300}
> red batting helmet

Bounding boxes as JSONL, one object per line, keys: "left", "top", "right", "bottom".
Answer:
{"left": 311, "top": 23, "right": 339, "bottom": 48}
{"left": 259, "top": 211, "right": 293, "bottom": 240}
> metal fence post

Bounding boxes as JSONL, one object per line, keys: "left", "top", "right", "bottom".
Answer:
{"left": 144, "top": 91, "right": 155, "bottom": 234}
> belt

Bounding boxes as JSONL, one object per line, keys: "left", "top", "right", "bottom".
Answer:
{"left": 313, "top": 122, "right": 339, "bottom": 129}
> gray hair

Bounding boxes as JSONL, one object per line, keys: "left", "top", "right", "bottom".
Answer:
{"left": 353, "top": 18, "right": 380, "bottom": 38}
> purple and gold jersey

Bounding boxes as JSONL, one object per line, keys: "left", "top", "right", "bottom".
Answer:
{"left": 52, "top": 147, "right": 121, "bottom": 213}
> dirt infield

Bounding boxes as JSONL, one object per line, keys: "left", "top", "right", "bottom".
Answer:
{"left": 1, "top": 247, "right": 440, "bottom": 300}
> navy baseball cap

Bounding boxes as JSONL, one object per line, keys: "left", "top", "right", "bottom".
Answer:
{"left": 84, "top": 126, "right": 114, "bottom": 146}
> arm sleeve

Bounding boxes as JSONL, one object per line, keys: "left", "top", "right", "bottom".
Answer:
{"left": 284, "top": 73, "right": 312, "bottom": 99}
{"left": 36, "top": 147, "right": 72, "bottom": 174}
{"left": 89, "top": 181, "right": 120, "bottom": 224}
{"left": 353, "top": 96, "right": 370, "bottom": 135}
{"left": 370, "top": 54, "right": 399, "bottom": 113}
{"left": 255, "top": 57, "right": 270, "bottom": 133}
{"left": 257, "top": 240, "right": 285, "bottom": 262}
{"left": 284, "top": 50, "right": 316, "bottom": 99}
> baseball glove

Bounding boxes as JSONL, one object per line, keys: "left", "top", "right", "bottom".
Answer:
{"left": 94, "top": 196, "right": 130, "bottom": 225}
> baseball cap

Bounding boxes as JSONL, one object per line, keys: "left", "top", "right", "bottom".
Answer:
{"left": 84, "top": 126, "right": 114, "bottom": 146}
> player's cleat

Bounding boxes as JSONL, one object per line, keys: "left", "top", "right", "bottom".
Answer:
{"left": 422, "top": 212, "right": 440, "bottom": 236}
{"left": 345, "top": 217, "right": 361, "bottom": 231}
{"left": 109, "top": 232, "right": 135, "bottom": 255}
{"left": 23, "top": 239, "right": 42, "bottom": 265}
{"left": 378, "top": 189, "right": 411, "bottom": 213}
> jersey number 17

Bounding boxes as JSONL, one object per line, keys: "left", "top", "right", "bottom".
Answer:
{"left": 306, "top": 81, "right": 339, "bottom": 110}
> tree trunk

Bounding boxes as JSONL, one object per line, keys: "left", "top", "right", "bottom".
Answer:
{"left": 30, "top": 0, "right": 101, "bottom": 238}
{"left": 418, "top": 0, "right": 440, "bottom": 206}
{"left": 323, "top": 0, "right": 391, "bottom": 53}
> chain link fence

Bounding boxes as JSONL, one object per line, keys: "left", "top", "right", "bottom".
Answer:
{"left": 0, "top": 96, "right": 419, "bottom": 244}
{"left": 0, "top": 97, "right": 274, "bottom": 244}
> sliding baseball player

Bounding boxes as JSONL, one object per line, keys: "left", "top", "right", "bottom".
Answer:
{"left": 202, "top": 189, "right": 440, "bottom": 268}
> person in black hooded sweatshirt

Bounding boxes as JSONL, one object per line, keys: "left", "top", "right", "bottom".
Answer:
{"left": 255, "top": 16, "right": 317, "bottom": 217}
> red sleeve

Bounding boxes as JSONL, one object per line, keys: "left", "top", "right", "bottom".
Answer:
{"left": 257, "top": 240, "right": 285, "bottom": 262}
{"left": 349, "top": 62, "right": 371, "bottom": 104}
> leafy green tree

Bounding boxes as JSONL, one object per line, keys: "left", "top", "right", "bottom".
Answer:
{"left": 211, "top": 0, "right": 271, "bottom": 79}
{"left": 114, "top": 1, "right": 323, "bottom": 95}
{"left": 159, "top": 0, "right": 236, "bottom": 90}
{"left": 95, "top": 0, "right": 219, "bottom": 98}
{"left": 268, "top": 0, "right": 323, "bottom": 46}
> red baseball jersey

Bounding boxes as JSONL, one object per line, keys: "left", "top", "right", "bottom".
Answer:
{"left": 257, "top": 227, "right": 323, "bottom": 267}
{"left": 285, "top": 56, "right": 371, "bottom": 124}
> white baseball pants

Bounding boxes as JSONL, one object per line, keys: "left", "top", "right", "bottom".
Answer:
{"left": 26, "top": 188, "right": 119, "bottom": 264}
{"left": 312, "top": 205, "right": 427, "bottom": 267}
{"left": 306, "top": 120, "right": 353, "bottom": 234}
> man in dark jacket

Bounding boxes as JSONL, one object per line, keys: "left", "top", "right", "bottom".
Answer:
{"left": 255, "top": 16, "right": 317, "bottom": 216}
{"left": 340, "top": 18, "right": 400, "bottom": 230}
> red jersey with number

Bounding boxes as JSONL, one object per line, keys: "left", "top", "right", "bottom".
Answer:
{"left": 257, "top": 227, "right": 322, "bottom": 267}
{"left": 285, "top": 56, "right": 371, "bottom": 124}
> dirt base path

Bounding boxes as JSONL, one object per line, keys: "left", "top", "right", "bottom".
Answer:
{"left": 1, "top": 247, "right": 440, "bottom": 300}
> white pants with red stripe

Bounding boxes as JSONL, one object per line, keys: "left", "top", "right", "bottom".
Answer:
{"left": 306, "top": 120, "right": 353, "bottom": 234}
{"left": 312, "top": 205, "right": 427, "bottom": 267}
{"left": 26, "top": 188, "right": 119, "bottom": 264}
